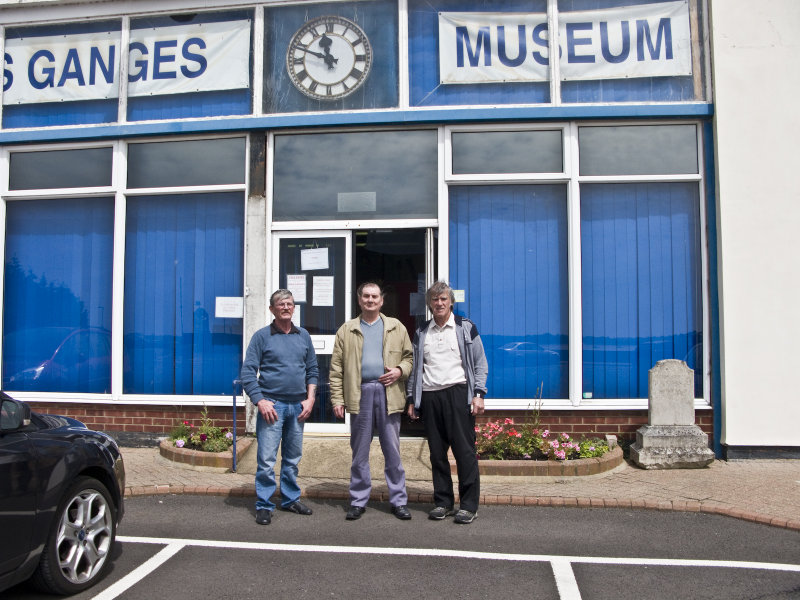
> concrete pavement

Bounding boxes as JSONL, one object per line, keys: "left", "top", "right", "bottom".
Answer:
{"left": 121, "top": 439, "right": 800, "bottom": 532}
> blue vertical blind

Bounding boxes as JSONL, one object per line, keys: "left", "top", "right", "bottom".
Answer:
{"left": 581, "top": 182, "right": 703, "bottom": 398}
{"left": 3, "top": 198, "right": 114, "bottom": 392}
{"left": 450, "top": 185, "right": 569, "bottom": 399}
{"left": 123, "top": 192, "right": 244, "bottom": 395}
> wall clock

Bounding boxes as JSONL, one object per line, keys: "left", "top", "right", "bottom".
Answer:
{"left": 286, "top": 15, "right": 373, "bottom": 100}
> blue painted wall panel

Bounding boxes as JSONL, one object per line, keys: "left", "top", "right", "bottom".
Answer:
{"left": 264, "top": 1, "right": 398, "bottom": 113}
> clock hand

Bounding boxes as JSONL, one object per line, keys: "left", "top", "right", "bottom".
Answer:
{"left": 296, "top": 47, "right": 327, "bottom": 59}
{"left": 323, "top": 53, "right": 338, "bottom": 70}
{"left": 318, "top": 34, "right": 338, "bottom": 70}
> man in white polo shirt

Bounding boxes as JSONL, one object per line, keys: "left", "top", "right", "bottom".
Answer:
{"left": 406, "top": 281, "right": 488, "bottom": 524}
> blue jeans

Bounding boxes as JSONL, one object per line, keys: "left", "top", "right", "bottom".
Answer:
{"left": 255, "top": 400, "right": 304, "bottom": 511}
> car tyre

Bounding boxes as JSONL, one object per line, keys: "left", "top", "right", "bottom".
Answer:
{"left": 32, "top": 476, "right": 117, "bottom": 595}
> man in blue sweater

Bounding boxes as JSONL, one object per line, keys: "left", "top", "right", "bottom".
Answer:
{"left": 241, "top": 289, "right": 319, "bottom": 525}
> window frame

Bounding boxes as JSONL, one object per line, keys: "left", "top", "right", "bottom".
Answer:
{"left": 443, "top": 120, "right": 709, "bottom": 411}
{"left": 0, "top": 134, "right": 249, "bottom": 406}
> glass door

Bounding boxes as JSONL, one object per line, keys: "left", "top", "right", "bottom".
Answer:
{"left": 271, "top": 228, "right": 433, "bottom": 435}
{"left": 272, "top": 231, "right": 351, "bottom": 432}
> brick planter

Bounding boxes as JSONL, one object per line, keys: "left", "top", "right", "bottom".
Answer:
{"left": 454, "top": 445, "right": 624, "bottom": 477}
{"left": 159, "top": 437, "right": 254, "bottom": 473}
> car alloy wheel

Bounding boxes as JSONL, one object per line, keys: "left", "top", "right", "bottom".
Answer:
{"left": 33, "top": 476, "right": 117, "bottom": 594}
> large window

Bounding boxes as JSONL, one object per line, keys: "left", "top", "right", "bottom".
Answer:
{"left": 581, "top": 183, "right": 703, "bottom": 399}
{"left": 450, "top": 185, "right": 569, "bottom": 399}
{"left": 3, "top": 198, "right": 114, "bottom": 393}
{"left": 447, "top": 122, "right": 706, "bottom": 404}
{"left": 1, "top": 137, "right": 246, "bottom": 401}
{"left": 124, "top": 193, "right": 243, "bottom": 395}
{"left": 273, "top": 130, "right": 437, "bottom": 221}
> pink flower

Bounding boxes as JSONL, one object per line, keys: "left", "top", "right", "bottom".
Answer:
{"left": 225, "top": 431, "right": 233, "bottom": 440}
{"left": 543, "top": 429, "right": 550, "bottom": 437}
{"left": 175, "top": 439, "right": 185, "bottom": 448}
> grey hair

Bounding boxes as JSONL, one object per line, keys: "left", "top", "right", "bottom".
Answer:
{"left": 426, "top": 280, "right": 455, "bottom": 307}
{"left": 270, "top": 289, "right": 294, "bottom": 307}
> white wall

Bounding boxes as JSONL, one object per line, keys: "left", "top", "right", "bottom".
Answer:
{"left": 710, "top": 0, "right": 800, "bottom": 446}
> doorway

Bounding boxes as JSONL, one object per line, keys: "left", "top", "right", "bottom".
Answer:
{"left": 272, "top": 228, "right": 432, "bottom": 434}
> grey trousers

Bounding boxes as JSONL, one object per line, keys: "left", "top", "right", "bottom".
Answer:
{"left": 348, "top": 381, "right": 408, "bottom": 507}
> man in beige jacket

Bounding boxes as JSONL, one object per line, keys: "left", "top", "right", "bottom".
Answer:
{"left": 330, "top": 282, "right": 414, "bottom": 521}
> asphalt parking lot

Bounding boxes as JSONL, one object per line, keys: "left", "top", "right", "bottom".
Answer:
{"left": 4, "top": 495, "right": 799, "bottom": 600}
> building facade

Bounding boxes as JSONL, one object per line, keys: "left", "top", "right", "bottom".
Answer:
{"left": 0, "top": 0, "right": 795, "bottom": 457}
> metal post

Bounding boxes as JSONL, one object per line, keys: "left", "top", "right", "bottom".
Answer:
{"left": 232, "top": 379, "right": 242, "bottom": 472}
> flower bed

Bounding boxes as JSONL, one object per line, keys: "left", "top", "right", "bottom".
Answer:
{"left": 168, "top": 407, "right": 235, "bottom": 453}
{"left": 458, "top": 445, "right": 624, "bottom": 477}
{"left": 160, "top": 406, "right": 253, "bottom": 472}
{"left": 159, "top": 437, "right": 254, "bottom": 473}
{"left": 476, "top": 418, "right": 611, "bottom": 461}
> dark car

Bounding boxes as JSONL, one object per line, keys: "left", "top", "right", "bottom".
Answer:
{"left": 0, "top": 392, "right": 125, "bottom": 595}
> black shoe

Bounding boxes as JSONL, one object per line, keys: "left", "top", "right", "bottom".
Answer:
{"left": 281, "top": 501, "right": 313, "bottom": 515}
{"left": 255, "top": 509, "right": 272, "bottom": 525}
{"left": 428, "top": 506, "right": 455, "bottom": 520}
{"left": 391, "top": 505, "right": 412, "bottom": 520}
{"left": 454, "top": 509, "right": 477, "bottom": 524}
{"left": 346, "top": 505, "right": 366, "bottom": 520}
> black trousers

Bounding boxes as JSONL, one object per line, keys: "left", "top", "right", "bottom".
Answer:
{"left": 421, "top": 383, "right": 480, "bottom": 512}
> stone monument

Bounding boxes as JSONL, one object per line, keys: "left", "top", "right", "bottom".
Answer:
{"left": 630, "top": 359, "right": 714, "bottom": 469}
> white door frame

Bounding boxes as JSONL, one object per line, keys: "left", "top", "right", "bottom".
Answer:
{"left": 270, "top": 230, "right": 352, "bottom": 434}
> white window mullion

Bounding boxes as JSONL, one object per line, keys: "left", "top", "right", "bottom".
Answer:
{"left": 437, "top": 126, "right": 449, "bottom": 282}
{"left": 566, "top": 122, "right": 582, "bottom": 406}
{"left": 697, "top": 126, "right": 711, "bottom": 402}
{"left": 111, "top": 141, "right": 127, "bottom": 399}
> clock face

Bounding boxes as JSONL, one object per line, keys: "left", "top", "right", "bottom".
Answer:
{"left": 286, "top": 16, "right": 373, "bottom": 100}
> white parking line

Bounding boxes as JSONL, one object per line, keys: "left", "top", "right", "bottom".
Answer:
{"left": 91, "top": 542, "right": 185, "bottom": 600}
{"left": 100, "top": 535, "right": 800, "bottom": 600}
{"left": 551, "top": 558, "right": 582, "bottom": 600}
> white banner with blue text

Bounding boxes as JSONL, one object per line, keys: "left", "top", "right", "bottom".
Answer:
{"left": 439, "top": 1, "right": 691, "bottom": 84}
{"left": 3, "top": 19, "right": 251, "bottom": 105}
